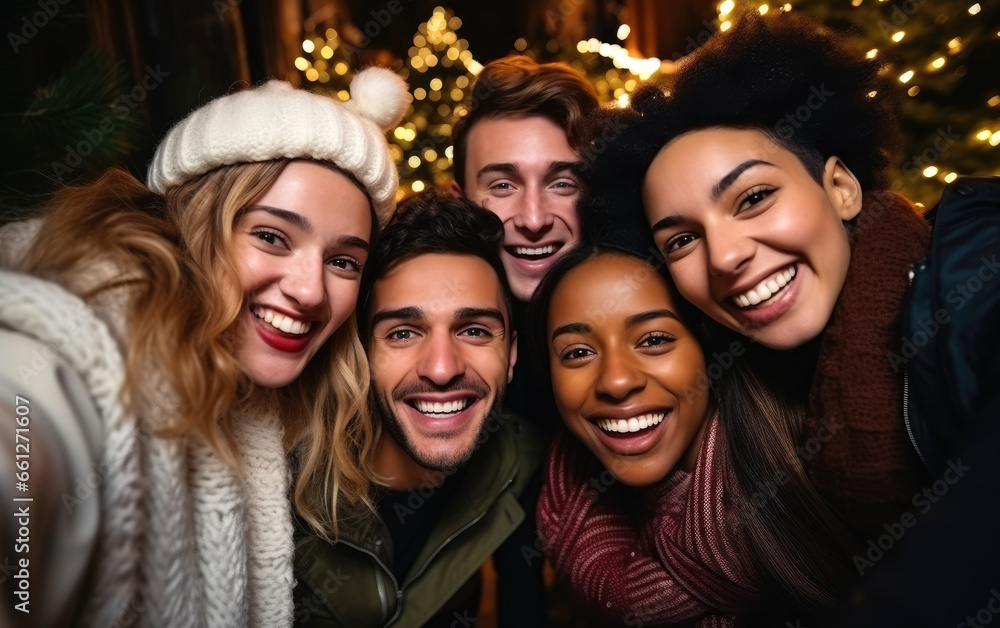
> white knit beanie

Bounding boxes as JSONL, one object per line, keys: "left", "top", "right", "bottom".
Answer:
{"left": 146, "top": 67, "right": 411, "bottom": 225}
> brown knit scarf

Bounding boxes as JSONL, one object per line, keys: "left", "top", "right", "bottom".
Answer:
{"left": 804, "top": 190, "right": 932, "bottom": 534}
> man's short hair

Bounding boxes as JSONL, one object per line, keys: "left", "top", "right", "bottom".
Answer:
{"left": 358, "top": 190, "right": 514, "bottom": 341}
{"left": 450, "top": 55, "right": 599, "bottom": 190}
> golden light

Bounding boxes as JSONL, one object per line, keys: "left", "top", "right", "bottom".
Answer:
{"left": 449, "top": 16, "right": 462, "bottom": 29}
{"left": 394, "top": 127, "right": 406, "bottom": 140}
{"left": 988, "top": 96, "right": 1000, "bottom": 107}
{"left": 424, "top": 149, "right": 438, "bottom": 161}
{"left": 337, "top": 90, "right": 349, "bottom": 101}
{"left": 891, "top": 31, "right": 905, "bottom": 43}
{"left": 445, "top": 146, "right": 454, "bottom": 159}
{"left": 922, "top": 166, "right": 938, "bottom": 178}
{"left": 456, "top": 76, "right": 469, "bottom": 88}
{"left": 515, "top": 38, "right": 527, "bottom": 51}
{"left": 294, "top": 57, "right": 309, "bottom": 71}
{"left": 930, "top": 57, "right": 945, "bottom": 69}
{"left": 429, "top": 78, "right": 443, "bottom": 91}
{"left": 719, "top": 0, "right": 735, "bottom": 16}
{"left": 395, "top": 189, "right": 406, "bottom": 202}
{"left": 320, "top": 46, "right": 333, "bottom": 59}
{"left": 759, "top": 4, "right": 769, "bottom": 14}
{"left": 907, "top": 86, "right": 920, "bottom": 97}
{"left": 782, "top": 3, "right": 791, "bottom": 10}
{"left": 414, "top": 88, "right": 427, "bottom": 100}
{"left": 617, "top": 24, "right": 631, "bottom": 40}
{"left": 318, "top": 71, "right": 330, "bottom": 83}
{"left": 577, "top": 40, "right": 589, "bottom": 53}
{"left": 450, "top": 89, "right": 463, "bottom": 101}
{"left": 866, "top": 48, "right": 878, "bottom": 59}
{"left": 335, "top": 62, "right": 348, "bottom": 75}
{"left": 411, "top": 56, "right": 424, "bottom": 70}
{"left": 968, "top": 3, "right": 981, "bottom": 15}
{"left": 899, "top": 70, "right": 914, "bottom": 83}
{"left": 991, "top": 132, "right": 1000, "bottom": 146}
{"left": 447, "top": 47, "right": 460, "bottom": 60}
{"left": 976, "top": 129, "right": 992, "bottom": 141}
{"left": 414, "top": 34, "right": 426, "bottom": 47}
{"left": 720, "top": 21, "right": 732, "bottom": 31}
{"left": 302, "top": 40, "right": 315, "bottom": 53}
{"left": 867, "top": 90, "right": 878, "bottom": 98}
{"left": 948, "top": 37, "right": 963, "bottom": 51}
{"left": 944, "top": 172, "right": 958, "bottom": 183}
{"left": 617, "top": 93, "right": 630, "bottom": 107}
{"left": 305, "top": 68, "right": 319, "bottom": 82}
{"left": 851, "top": 0, "right": 863, "bottom": 5}
{"left": 412, "top": 181, "right": 425, "bottom": 192}
{"left": 326, "top": 28, "right": 338, "bottom": 40}
{"left": 408, "top": 156, "right": 421, "bottom": 168}
{"left": 426, "top": 54, "right": 438, "bottom": 67}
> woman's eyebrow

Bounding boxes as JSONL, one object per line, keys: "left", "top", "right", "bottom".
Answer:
{"left": 247, "top": 205, "right": 314, "bottom": 234}
{"left": 624, "top": 309, "right": 679, "bottom": 328}
{"left": 552, "top": 322, "right": 591, "bottom": 342}
{"left": 712, "top": 159, "right": 775, "bottom": 201}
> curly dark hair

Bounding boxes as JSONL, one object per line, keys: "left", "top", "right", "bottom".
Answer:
{"left": 582, "top": 8, "right": 902, "bottom": 240}
{"left": 357, "top": 190, "right": 513, "bottom": 341}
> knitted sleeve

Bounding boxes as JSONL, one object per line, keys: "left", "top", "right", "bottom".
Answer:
{"left": 537, "top": 426, "right": 756, "bottom": 626}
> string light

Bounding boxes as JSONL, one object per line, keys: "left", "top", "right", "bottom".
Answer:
{"left": 617, "top": 24, "right": 630, "bottom": 40}
{"left": 968, "top": 3, "right": 981, "bottom": 15}
{"left": 899, "top": 70, "right": 914, "bottom": 83}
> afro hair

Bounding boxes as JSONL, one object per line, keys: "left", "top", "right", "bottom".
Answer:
{"left": 580, "top": 8, "right": 902, "bottom": 243}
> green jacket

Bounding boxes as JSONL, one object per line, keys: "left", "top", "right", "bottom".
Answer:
{"left": 293, "top": 414, "right": 543, "bottom": 628}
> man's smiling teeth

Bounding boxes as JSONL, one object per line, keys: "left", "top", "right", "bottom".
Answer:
{"left": 413, "top": 399, "right": 471, "bottom": 416}
{"left": 733, "top": 266, "right": 796, "bottom": 308}
{"left": 596, "top": 412, "right": 665, "bottom": 434}
{"left": 252, "top": 305, "right": 313, "bottom": 335}
{"left": 515, "top": 245, "right": 554, "bottom": 257}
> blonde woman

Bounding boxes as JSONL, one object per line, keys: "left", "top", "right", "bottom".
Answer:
{"left": 0, "top": 68, "right": 410, "bottom": 627}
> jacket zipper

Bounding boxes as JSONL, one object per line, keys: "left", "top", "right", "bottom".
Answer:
{"left": 333, "top": 538, "right": 401, "bottom": 625}
{"left": 388, "top": 476, "right": 516, "bottom": 625}
{"left": 902, "top": 264, "right": 930, "bottom": 470}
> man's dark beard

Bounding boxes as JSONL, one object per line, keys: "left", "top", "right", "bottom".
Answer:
{"left": 374, "top": 379, "right": 506, "bottom": 473}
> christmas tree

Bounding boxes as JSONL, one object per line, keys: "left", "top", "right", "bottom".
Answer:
{"left": 296, "top": 7, "right": 486, "bottom": 199}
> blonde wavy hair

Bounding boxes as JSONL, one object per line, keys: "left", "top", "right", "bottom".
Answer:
{"left": 23, "top": 160, "right": 378, "bottom": 538}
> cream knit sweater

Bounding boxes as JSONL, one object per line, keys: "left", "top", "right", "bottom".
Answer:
{"left": 0, "top": 249, "right": 295, "bottom": 627}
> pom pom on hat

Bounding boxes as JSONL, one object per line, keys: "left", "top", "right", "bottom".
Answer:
{"left": 146, "top": 68, "right": 410, "bottom": 226}
{"left": 347, "top": 66, "right": 412, "bottom": 131}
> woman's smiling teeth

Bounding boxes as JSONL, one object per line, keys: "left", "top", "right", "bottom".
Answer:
{"left": 252, "top": 305, "right": 313, "bottom": 335}
{"left": 732, "top": 265, "right": 796, "bottom": 308}
{"left": 412, "top": 398, "right": 471, "bottom": 417}
{"left": 596, "top": 412, "right": 665, "bottom": 434}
